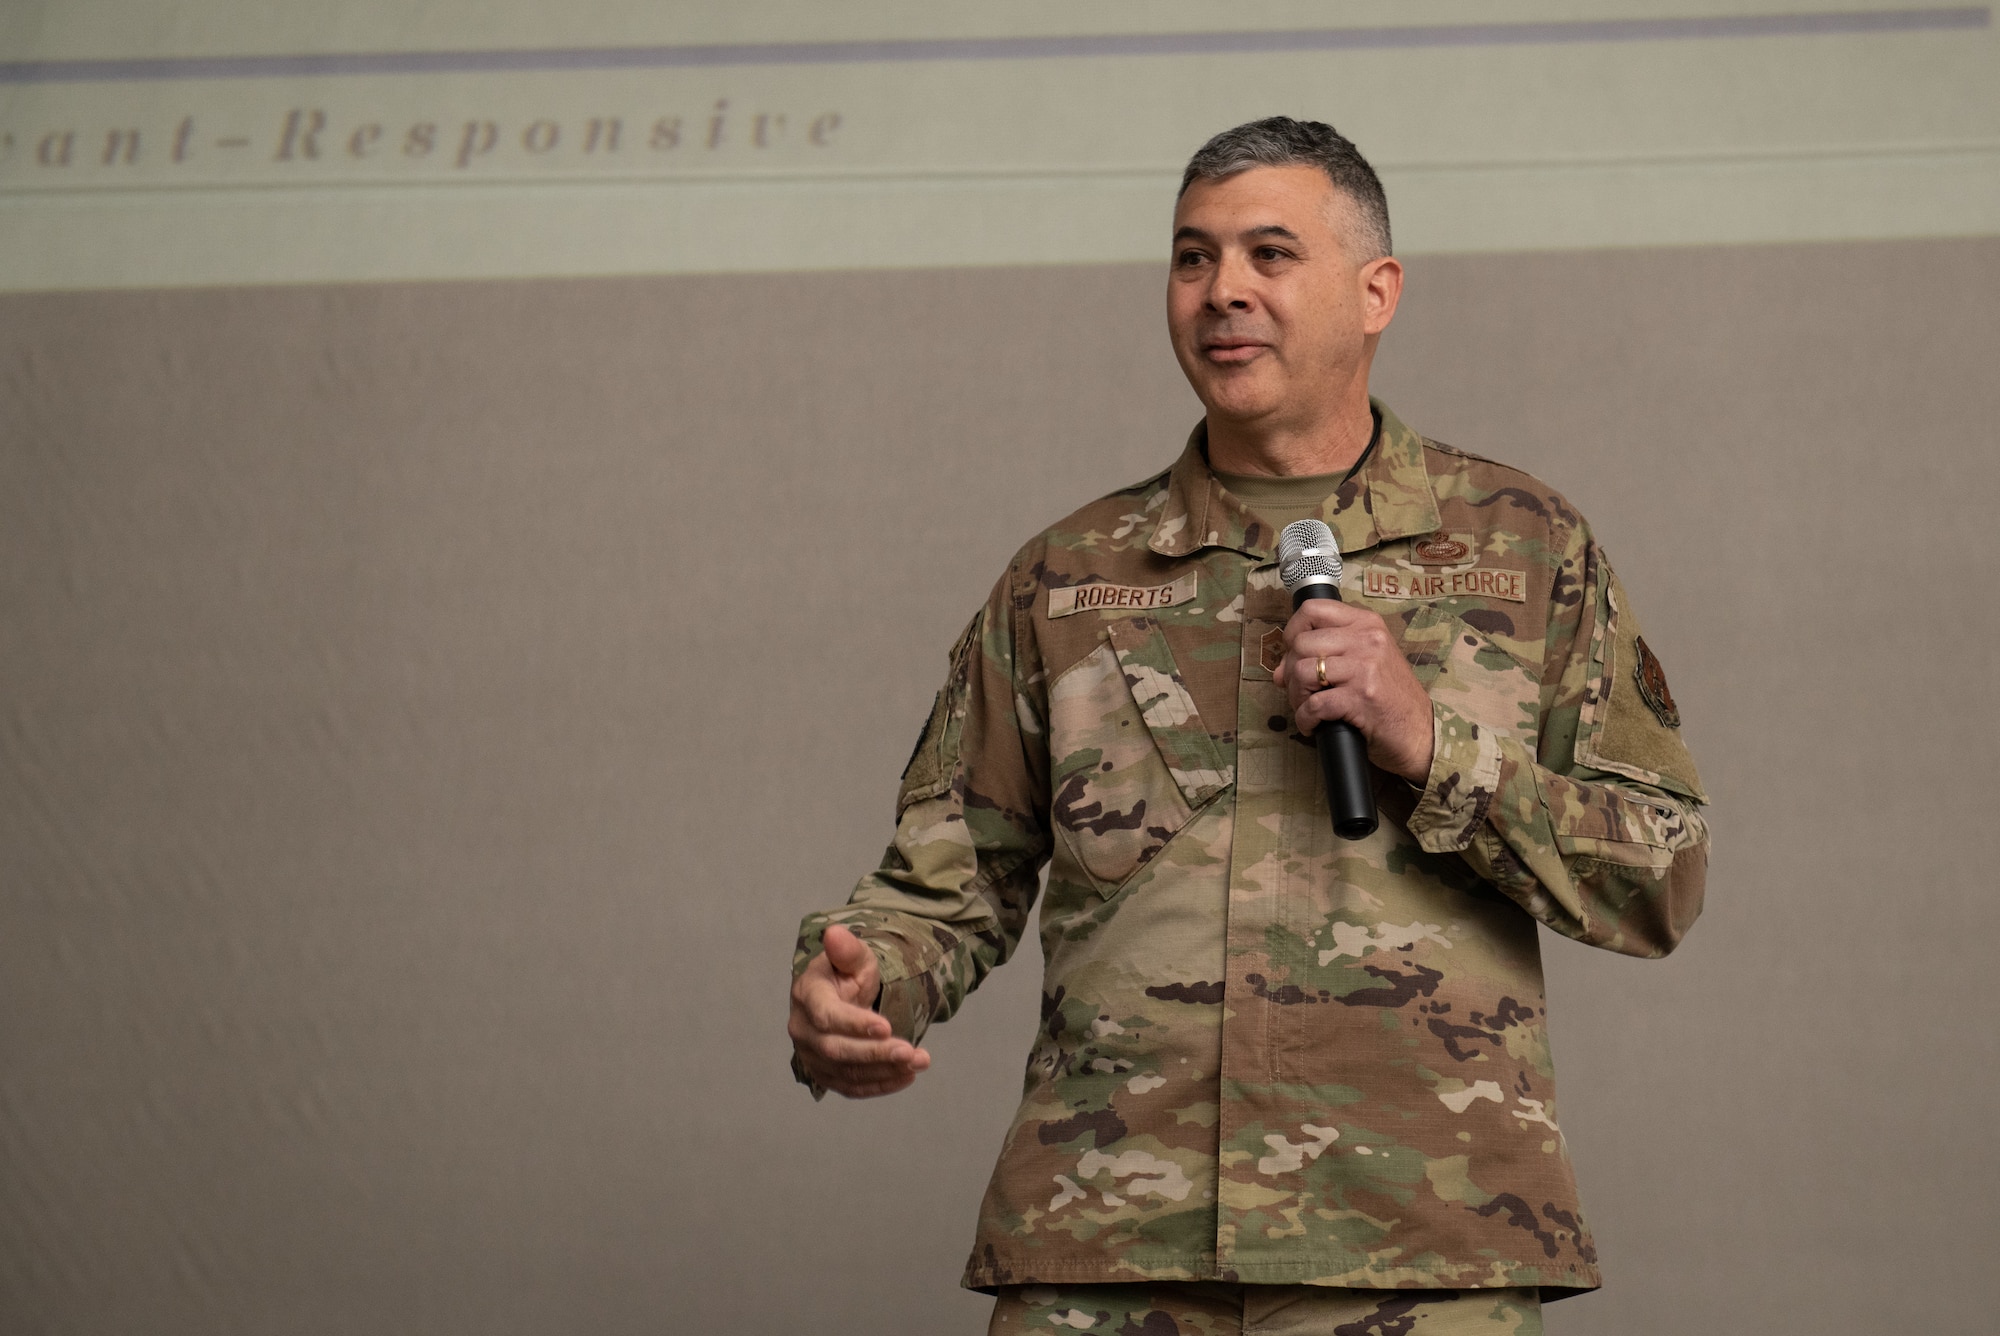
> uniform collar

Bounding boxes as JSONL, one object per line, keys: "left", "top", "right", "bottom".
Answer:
{"left": 1147, "top": 398, "right": 1443, "bottom": 560}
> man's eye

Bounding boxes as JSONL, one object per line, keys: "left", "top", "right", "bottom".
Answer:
{"left": 1255, "top": 247, "right": 1288, "bottom": 262}
{"left": 1176, "top": 250, "right": 1209, "bottom": 267}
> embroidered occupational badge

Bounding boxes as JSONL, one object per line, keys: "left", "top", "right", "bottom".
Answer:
{"left": 1633, "top": 636, "right": 1681, "bottom": 728}
{"left": 1410, "top": 532, "right": 1476, "bottom": 565}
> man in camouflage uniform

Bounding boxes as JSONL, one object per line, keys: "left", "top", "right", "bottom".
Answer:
{"left": 789, "top": 118, "right": 1708, "bottom": 1335}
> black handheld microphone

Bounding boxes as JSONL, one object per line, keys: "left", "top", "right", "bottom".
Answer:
{"left": 1278, "top": 519, "right": 1379, "bottom": 841}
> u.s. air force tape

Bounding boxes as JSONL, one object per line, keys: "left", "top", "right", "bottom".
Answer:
{"left": 1361, "top": 565, "right": 1527, "bottom": 603}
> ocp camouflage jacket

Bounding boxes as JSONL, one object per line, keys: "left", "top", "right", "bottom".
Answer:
{"left": 793, "top": 401, "right": 1709, "bottom": 1297}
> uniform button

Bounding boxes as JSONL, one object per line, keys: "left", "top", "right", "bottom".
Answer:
{"left": 1267, "top": 715, "right": 1288, "bottom": 732}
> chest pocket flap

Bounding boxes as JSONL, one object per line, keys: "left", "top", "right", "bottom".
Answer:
{"left": 1047, "top": 616, "right": 1231, "bottom": 895}
{"left": 1103, "top": 616, "right": 1233, "bottom": 807}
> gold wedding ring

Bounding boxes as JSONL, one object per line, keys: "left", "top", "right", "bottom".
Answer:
{"left": 1315, "top": 657, "right": 1329, "bottom": 690}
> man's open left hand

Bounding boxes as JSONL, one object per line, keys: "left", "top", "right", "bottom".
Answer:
{"left": 1273, "top": 599, "right": 1436, "bottom": 785}
{"left": 788, "top": 924, "right": 931, "bottom": 1099}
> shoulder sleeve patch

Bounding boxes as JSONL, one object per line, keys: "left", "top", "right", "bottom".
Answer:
{"left": 1574, "top": 569, "right": 1707, "bottom": 803}
{"left": 897, "top": 610, "right": 984, "bottom": 813}
{"left": 1632, "top": 636, "right": 1680, "bottom": 728}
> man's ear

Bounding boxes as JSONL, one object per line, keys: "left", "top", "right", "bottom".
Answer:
{"left": 1362, "top": 256, "right": 1404, "bottom": 336}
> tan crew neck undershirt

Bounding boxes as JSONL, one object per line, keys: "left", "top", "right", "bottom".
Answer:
{"left": 1211, "top": 468, "right": 1350, "bottom": 538}
{"left": 1211, "top": 408, "right": 1381, "bottom": 538}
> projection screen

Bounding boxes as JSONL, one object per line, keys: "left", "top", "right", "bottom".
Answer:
{"left": 4, "top": 4, "right": 1996, "bottom": 1333}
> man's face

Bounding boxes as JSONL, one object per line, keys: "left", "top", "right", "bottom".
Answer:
{"left": 1166, "top": 164, "right": 1400, "bottom": 435}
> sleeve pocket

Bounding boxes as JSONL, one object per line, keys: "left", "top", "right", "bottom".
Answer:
{"left": 897, "top": 610, "right": 983, "bottom": 815}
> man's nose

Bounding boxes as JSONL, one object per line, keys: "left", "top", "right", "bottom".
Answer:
{"left": 1204, "top": 254, "right": 1255, "bottom": 312}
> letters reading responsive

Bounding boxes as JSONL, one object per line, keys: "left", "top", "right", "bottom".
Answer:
{"left": 0, "top": 100, "right": 844, "bottom": 185}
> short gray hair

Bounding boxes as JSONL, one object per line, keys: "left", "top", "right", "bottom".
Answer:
{"left": 1179, "top": 117, "right": 1392, "bottom": 260}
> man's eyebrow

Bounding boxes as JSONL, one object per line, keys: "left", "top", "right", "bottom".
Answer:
{"left": 1170, "top": 223, "right": 1304, "bottom": 245}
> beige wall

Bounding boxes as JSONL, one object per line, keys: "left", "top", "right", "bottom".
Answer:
{"left": 3, "top": 239, "right": 1997, "bottom": 1334}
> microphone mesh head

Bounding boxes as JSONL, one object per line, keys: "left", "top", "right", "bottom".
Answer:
{"left": 1278, "top": 519, "right": 1343, "bottom": 593}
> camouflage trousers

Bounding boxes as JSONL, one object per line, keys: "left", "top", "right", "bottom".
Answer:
{"left": 988, "top": 1283, "right": 1542, "bottom": 1335}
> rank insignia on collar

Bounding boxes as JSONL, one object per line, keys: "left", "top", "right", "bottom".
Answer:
{"left": 1633, "top": 636, "right": 1681, "bottom": 729}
